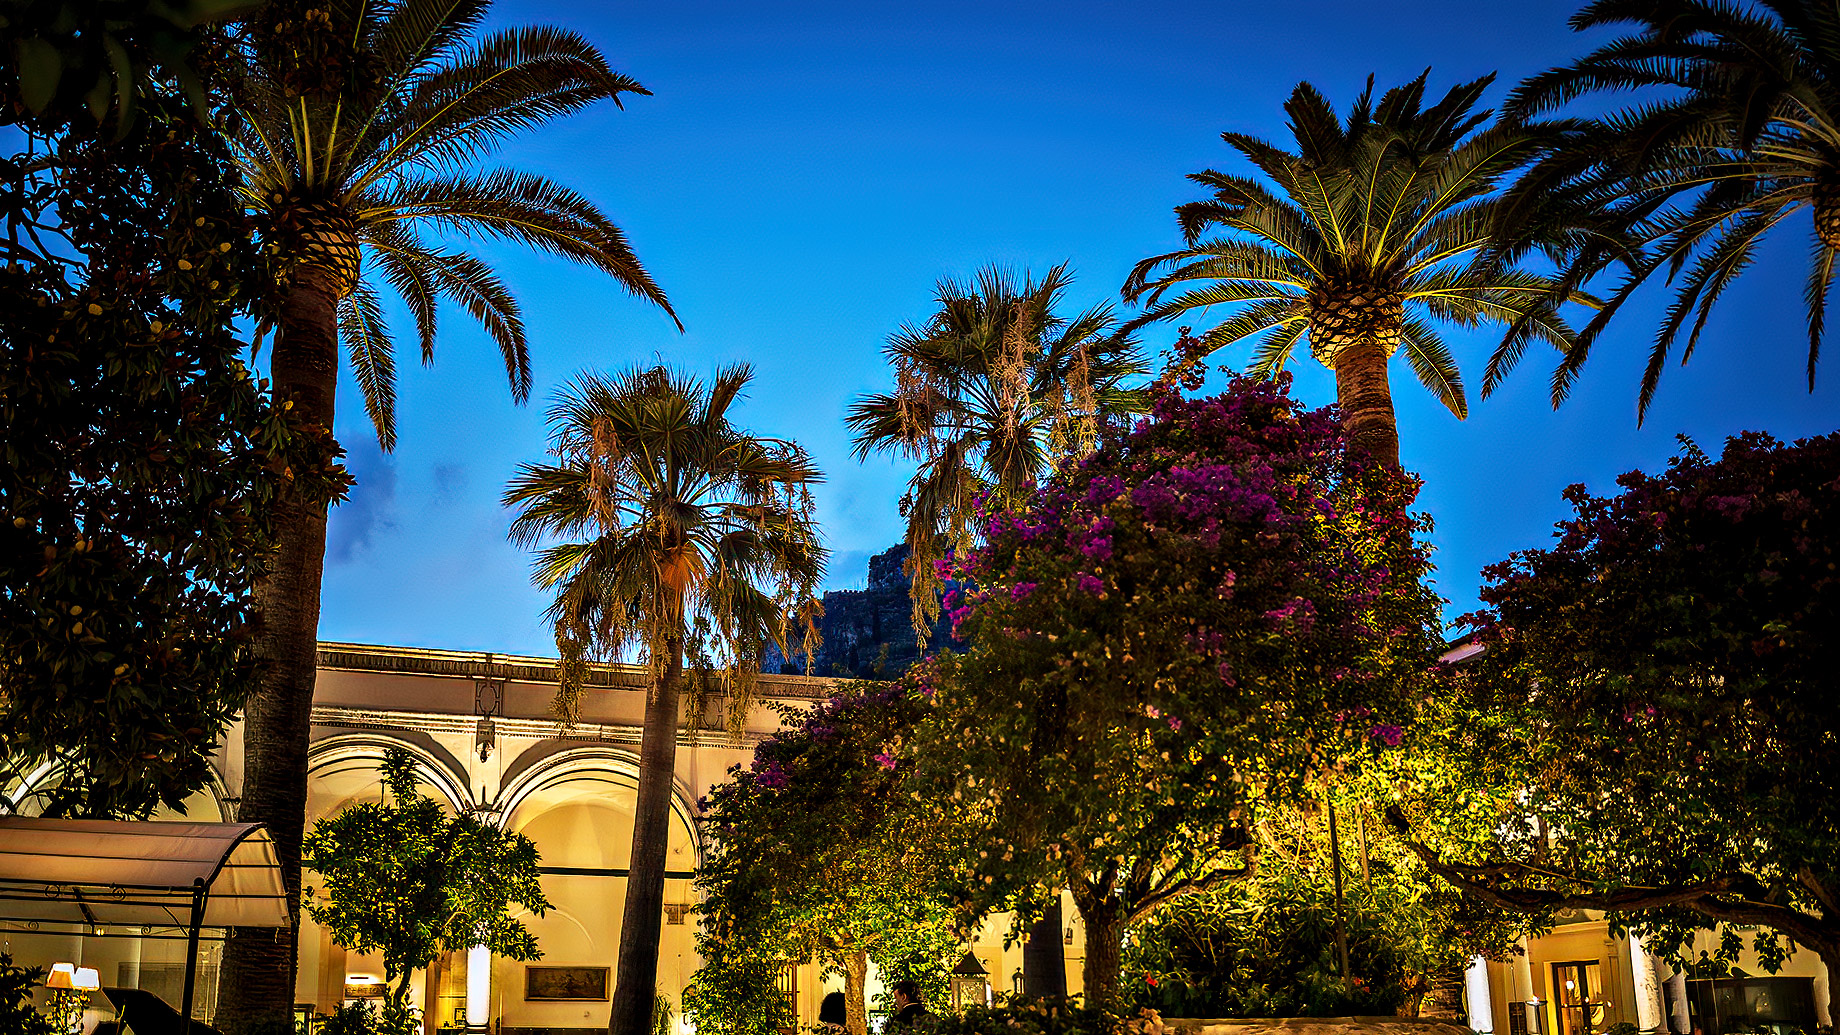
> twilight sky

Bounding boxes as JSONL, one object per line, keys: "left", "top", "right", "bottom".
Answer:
{"left": 314, "top": 0, "right": 1839, "bottom": 656}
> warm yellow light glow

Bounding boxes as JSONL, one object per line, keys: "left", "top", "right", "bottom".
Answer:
{"left": 45, "top": 963, "right": 76, "bottom": 989}
{"left": 73, "top": 968, "right": 99, "bottom": 992}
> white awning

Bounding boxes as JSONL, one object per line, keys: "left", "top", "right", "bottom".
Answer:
{"left": 0, "top": 818, "right": 290, "bottom": 929}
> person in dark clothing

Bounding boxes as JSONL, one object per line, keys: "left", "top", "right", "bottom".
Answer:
{"left": 819, "top": 991, "right": 848, "bottom": 1032}
{"left": 888, "top": 980, "right": 934, "bottom": 1032}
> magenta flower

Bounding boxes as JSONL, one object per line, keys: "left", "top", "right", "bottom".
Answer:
{"left": 874, "top": 751, "right": 898, "bottom": 771}
{"left": 1367, "top": 724, "right": 1404, "bottom": 748}
{"left": 1077, "top": 573, "right": 1104, "bottom": 595}
{"left": 1010, "top": 582, "right": 1038, "bottom": 600}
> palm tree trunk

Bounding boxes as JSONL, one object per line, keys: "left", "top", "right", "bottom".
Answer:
{"left": 609, "top": 640, "right": 686, "bottom": 1035}
{"left": 215, "top": 265, "right": 342, "bottom": 1032}
{"left": 1332, "top": 343, "right": 1400, "bottom": 469}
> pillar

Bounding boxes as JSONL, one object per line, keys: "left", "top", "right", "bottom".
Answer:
{"left": 1466, "top": 956, "right": 1496, "bottom": 1033}
{"left": 1629, "top": 935, "right": 1666, "bottom": 1034}
{"left": 466, "top": 945, "right": 490, "bottom": 1033}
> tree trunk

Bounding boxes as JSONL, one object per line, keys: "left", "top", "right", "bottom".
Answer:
{"left": 1023, "top": 897, "right": 1066, "bottom": 998}
{"left": 1332, "top": 343, "right": 1400, "bottom": 470}
{"left": 844, "top": 948, "right": 869, "bottom": 1035}
{"left": 1422, "top": 957, "right": 1467, "bottom": 1021}
{"left": 609, "top": 643, "right": 686, "bottom": 1035}
{"left": 215, "top": 264, "right": 342, "bottom": 1033}
{"left": 1069, "top": 882, "right": 1124, "bottom": 1006}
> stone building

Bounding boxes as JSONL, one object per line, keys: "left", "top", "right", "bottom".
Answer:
{"left": 0, "top": 641, "right": 1829, "bottom": 1035}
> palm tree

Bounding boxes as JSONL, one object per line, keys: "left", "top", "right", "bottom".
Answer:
{"left": 1121, "top": 73, "right": 1590, "bottom": 469}
{"left": 846, "top": 263, "right": 1146, "bottom": 639}
{"left": 1494, "top": 0, "right": 1840, "bottom": 418}
{"left": 216, "top": 2, "right": 677, "bottom": 1024}
{"left": 504, "top": 364, "right": 825, "bottom": 1035}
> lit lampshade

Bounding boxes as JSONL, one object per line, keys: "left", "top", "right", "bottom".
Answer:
{"left": 45, "top": 963, "right": 76, "bottom": 990}
{"left": 73, "top": 968, "right": 100, "bottom": 992}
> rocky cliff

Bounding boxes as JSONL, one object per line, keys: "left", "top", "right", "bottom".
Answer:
{"left": 765, "top": 542, "right": 953, "bottom": 679}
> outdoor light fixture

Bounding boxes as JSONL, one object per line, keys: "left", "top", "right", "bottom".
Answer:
{"left": 1064, "top": 926, "right": 1074, "bottom": 945}
{"left": 45, "top": 963, "right": 97, "bottom": 1034}
{"left": 1011, "top": 969, "right": 1024, "bottom": 997}
{"left": 475, "top": 679, "right": 504, "bottom": 762}
{"left": 949, "top": 951, "right": 989, "bottom": 1013}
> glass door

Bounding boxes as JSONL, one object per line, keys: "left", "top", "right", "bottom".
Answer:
{"left": 1553, "top": 962, "right": 1606, "bottom": 1035}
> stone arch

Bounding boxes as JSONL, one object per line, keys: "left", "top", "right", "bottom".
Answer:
{"left": 0, "top": 756, "right": 228, "bottom": 820}
{"left": 497, "top": 743, "right": 701, "bottom": 864}
{"left": 306, "top": 731, "right": 473, "bottom": 814}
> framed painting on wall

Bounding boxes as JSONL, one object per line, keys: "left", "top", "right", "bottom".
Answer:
{"left": 524, "top": 966, "right": 610, "bottom": 1001}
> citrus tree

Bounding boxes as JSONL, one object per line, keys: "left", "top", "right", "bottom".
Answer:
{"left": 303, "top": 750, "right": 549, "bottom": 1035}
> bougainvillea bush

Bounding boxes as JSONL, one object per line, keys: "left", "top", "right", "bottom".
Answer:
{"left": 1394, "top": 431, "right": 1840, "bottom": 1016}
{"left": 908, "top": 375, "right": 1445, "bottom": 999}
{"left": 686, "top": 682, "right": 960, "bottom": 1035}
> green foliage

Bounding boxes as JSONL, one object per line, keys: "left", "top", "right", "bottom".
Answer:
{"left": 0, "top": 953, "right": 56, "bottom": 1035}
{"left": 0, "top": 21, "right": 345, "bottom": 818}
{"left": 686, "top": 684, "right": 959, "bottom": 1035}
{"left": 906, "top": 376, "right": 1445, "bottom": 997}
{"left": 303, "top": 749, "right": 550, "bottom": 1019}
{"left": 505, "top": 364, "right": 827, "bottom": 725}
{"left": 1123, "top": 74, "right": 1588, "bottom": 428}
{"left": 1121, "top": 873, "right": 1406, "bottom": 1017}
{"left": 0, "top": 0, "right": 257, "bottom": 126}
{"left": 1499, "top": 1, "right": 1840, "bottom": 415}
{"left": 228, "top": 0, "right": 677, "bottom": 449}
{"left": 847, "top": 263, "right": 1148, "bottom": 637}
{"left": 933, "top": 998, "right": 1164, "bottom": 1035}
{"left": 1118, "top": 791, "right": 1533, "bottom": 1021}
{"left": 314, "top": 1002, "right": 377, "bottom": 1035}
{"left": 1398, "top": 431, "right": 1840, "bottom": 976}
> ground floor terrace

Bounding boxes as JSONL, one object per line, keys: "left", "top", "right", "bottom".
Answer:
{"left": 0, "top": 642, "right": 1831, "bottom": 1035}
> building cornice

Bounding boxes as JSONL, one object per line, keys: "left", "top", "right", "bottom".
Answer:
{"left": 310, "top": 704, "right": 773, "bottom": 747}
{"left": 315, "top": 640, "right": 840, "bottom": 700}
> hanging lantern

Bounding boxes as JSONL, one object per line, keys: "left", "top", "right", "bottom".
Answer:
{"left": 949, "top": 951, "right": 989, "bottom": 1013}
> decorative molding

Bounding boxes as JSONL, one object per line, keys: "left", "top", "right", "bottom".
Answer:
{"left": 310, "top": 705, "right": 772, "bottom": 747}
{"left": 315, "top": 640, "right": 840, "bottom": 700}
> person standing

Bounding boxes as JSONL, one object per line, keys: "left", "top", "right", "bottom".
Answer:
{"left": 888, "top": 981, "right": 935, "bottom": 1032}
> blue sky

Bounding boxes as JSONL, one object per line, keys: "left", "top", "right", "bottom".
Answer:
{"left": 315, "top": 0, "right": 1839, "bottom": 655}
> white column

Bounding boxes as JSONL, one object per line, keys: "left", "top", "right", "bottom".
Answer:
{"left": 1628, "top": 935, "right": 1666, "bottom": 1034}
{"left": 1466, "top": 956, "right": 1496, "bottom": 1033}
{"left": 466, "top": 944, "right": 490, "bottom": 1033}
{"left": 1814, "top": 953, "right": 1832, "bottom": 1029}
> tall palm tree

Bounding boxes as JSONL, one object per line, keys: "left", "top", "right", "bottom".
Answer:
{"left": 1494, "top": 0, "right": 1840, "bottom": 418}
{"left": 216, "top": 1, "right": 677, "bottom": 1025}
{"left": 846, "top": 263, "right": 1146, "bottom": 639}
{"left": 1122, "top": 73, "right": 1590, "bottom": 469}
{"left": 504, "top": 364, "right": 825, "bottom": 1035}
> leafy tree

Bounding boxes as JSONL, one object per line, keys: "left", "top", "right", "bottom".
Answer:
{"left": 214, "top": 1, "right": 678, "bottom": 1023}
{"left": 687, "top": 685, "right": 959, "bottom": 1035}
{"left": 0, "top": 952, "right": 57, "bottom": 1035}
{"left": 1391, "top": 431, "right": 1840, "bottom": 1024}
{"left": 847, "top": 263, "right": 1146, "bottom": 639}
{"left": 1122, "top": 73, "right": 1588, "bottom": 469}
{"left": 1120, "top": 789, "right": 1536, "bottom": 1019}
{"left": 504, "top": 364, "right": 825, "bottom": 1035}
{"left": 1496, "top": 0, "right": 1840, "bottom": 416}
{"left": 1, "top": 10, "right": 342, "bottom": 818}
{"left": 904, "top": 375, "right": 1445, "bottom": 1000}
{"left": 303, "top": 749, "right": 549, "bottom": 1035}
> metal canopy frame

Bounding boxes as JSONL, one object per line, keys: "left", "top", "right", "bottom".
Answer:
{"left": 0, "top": 818, "right": 290, "bottom": 1032}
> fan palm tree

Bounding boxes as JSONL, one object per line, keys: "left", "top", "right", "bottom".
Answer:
{"left": 1122, "top": 73, "right": 1590, "bottom": 469}
{"left": 1494, "top": 0, "right": 1840, "bottom": 418}
{"left": 505, "top": 364, "right": 825, "bottom": 1035}
{"left": 846, "top": 263, "right": 1146, "bottom": 639}
{"left": 215, "top": 2, "right": 677, "bottom": 1024}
